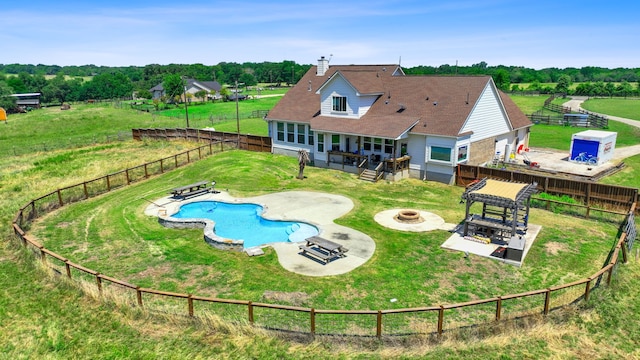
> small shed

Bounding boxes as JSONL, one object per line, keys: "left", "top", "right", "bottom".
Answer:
{"left": 570, "top": 130, "right": 617, "bottom": 165}
{"left": 461, "top": 178, "right": 538, "bottom": 241}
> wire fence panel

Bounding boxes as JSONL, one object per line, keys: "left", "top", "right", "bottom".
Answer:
{"left": 193, "top": 299, "right": 249, "bottom": 325}
{"left": 100, "top": 279, "right": 139, "bottom": 307}
{"left": 139, "top": 291, "right": 189, "bottom": 316}
{"left": 84, "top": 177, "right": 109, "bottom": 197}
{"left": 252, "top": 305, "right": 310, "bottom": 333}
{"left": 127, "top": 165, "right": 148, "bottom": 184}
{"left": 60, "top": 184, "right": 87, "bottom": 205}
{"left": 381, "top": 309, "right": 440, "bottom": 336}
{"left": 442, "top": 301, "right": 497, "bottom": 336}
{"left": 548, "top": 283, "right": 585, "bottom": 312}
{"left": 500, "top": 292, "right": 547, "bottom": 321}
{"left": 315, "top": 312, "right": 378, "bottom": 336}
{"left": 106, "top": 171, "right": 128, "bottom": 191}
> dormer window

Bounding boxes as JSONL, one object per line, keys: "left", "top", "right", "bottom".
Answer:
{"left": 332, "top": 96, "right": 347, "bottom": 112}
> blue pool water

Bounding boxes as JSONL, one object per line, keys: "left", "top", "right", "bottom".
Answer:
{"left": 171, "top": 201, "right": 318, "bottom": 248}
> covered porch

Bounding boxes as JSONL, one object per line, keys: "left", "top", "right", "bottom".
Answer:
{"left": 325, "top": 134, "right": 411, "bottom": 181}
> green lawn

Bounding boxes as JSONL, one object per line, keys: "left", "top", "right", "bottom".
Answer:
{"left": 581, "top": 97, "right": 640, "bottom": 121}
{"left": 1, "top": 99, "right": 640, "bottom": 358}
{"left": 30, "top": 150, "right": 620, "bottom": 312}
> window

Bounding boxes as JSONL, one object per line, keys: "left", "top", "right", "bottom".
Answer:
{"left": 287, "top": 123, "right": 294, "bottom": 142}
{"left": 373, "top": 138, "right": 382, "bottom": 152}
{"left": 457, "top": 145, "right": 468, "bottom": 162}
{"left": 331, "top": 134, "right": 340, "bottom": 151}
{"left": 317, "top": 133, "right": 324, "bottom": 152}
{"left": 363, "top": 137, "right": 372, "bottom": 151}
{"left": 430, "top": 146, "right": 452, "bottom": 162}
{"left": 384, "top": 139, "right": 393, "bottom": 154}
{"left": 277, "top": 122, "right": 284, "bottom": 141}
{"left": 297, "top": 124, "right": 306, "bottom": 144}
{"left": 308, "top": 129, "right": 314, "bottom": 145}
{"left": 332, "top": 96, "right": 347, "bottom": 112}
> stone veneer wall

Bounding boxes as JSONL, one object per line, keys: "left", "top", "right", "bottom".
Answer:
{"left": 468, "top": 137, "right": 496, "bottom": 165}
{"left": 158, "top": 216, "right": 244, "bottom": 252}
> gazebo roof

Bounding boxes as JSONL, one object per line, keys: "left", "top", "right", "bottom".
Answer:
{"left": 462, "top": 178, "right": 538, "bottom": 208}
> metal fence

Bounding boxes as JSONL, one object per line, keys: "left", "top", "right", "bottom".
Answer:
{"left": 10, "top": 143, "right": 637, "bottom": 340}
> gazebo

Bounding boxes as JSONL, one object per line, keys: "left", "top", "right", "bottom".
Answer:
{"left": 461, "top": 178, "right": 538, "bottom": 242}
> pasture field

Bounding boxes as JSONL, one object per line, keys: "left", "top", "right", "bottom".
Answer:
{"left": 1, "top": 100, "right": 640, "bottom": 358}
{"left": 581, "top": 97, "right": 640, "bottom": 121}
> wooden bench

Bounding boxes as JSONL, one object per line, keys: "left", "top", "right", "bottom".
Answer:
{"left": 298, "top": 245, "right": 334, "bottom": 263}
{"left": 170, "top": 181, "right": 210, "bottom": 200}
{"left": 298, "top": 236, "right": 348, "bottom": 264}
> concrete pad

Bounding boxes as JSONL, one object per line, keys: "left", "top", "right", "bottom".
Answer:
{"left": 373, "top": 209, "right": 457, "bottom": 232}
{"left": 145, "top": 190, "right": 375, "bottom": 277}
{"left": 440, "top": 224, "right": 542, "bottom": 267}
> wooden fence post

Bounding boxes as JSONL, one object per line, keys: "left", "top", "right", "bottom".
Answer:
{"left": 586, "top": 183, "right": 592, "bottom": 219}
{"left": 83, "top": 182, "right": 89, "bottom": 199}
{"left": 160, "top": 159, "right": 164, "bottom": 173}
{"left": 57, "top": 189, "right": 63, "bottom": 207}
{"left": 64, "top": 260, "right": 71, "bottom": 278}
{"left": 106, "top": 175, "right": 111, "bottom": 192}
{"left": 248, "top": 301, "right": 254, "bottom": 324}
{"left": 39, "top": 245, "right": 46, "bottom": 264}
{"left": 96, "top": 273, "right": 102, "bottom": 294}
{"left": 144, "top": 164, "right": 149, "bottom": 178}
{"left": 188, "top": 294, "right": 194, "bottom": 317}
{"left": 437, "top": 306, "right": 444, "bottom": 337}
{"left": 310, "top": 308, "right": 316, "bottom": 336}
{"left": 543, "top": 289, "right": 551, "bottom": 315}
{"left": 125, "top": 169, "right": 131, "bottom": 185}
{"left": 136, "top": 287, "right": 143, "bottom": 307}
{"left": 376, "top": 310, "right": 382, "bottom": 339}
{"left": 495, "top": 296, "right": 502, "bottom": 321}
{"left": 585, "top": 279, "right": 592, "bottom": 302}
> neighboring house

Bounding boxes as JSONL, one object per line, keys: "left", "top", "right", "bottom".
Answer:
{"left": 150, "top": 79, "right": 222, "bottom": 101}
{"left": 11, "top": 93, "right": 41, "bottom": 109}
{"left": 265, "top": 57, "right": 532, "bottom": 184}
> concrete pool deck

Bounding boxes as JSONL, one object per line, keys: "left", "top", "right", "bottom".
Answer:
{"left": 144, "top": 190, "right": 376, "bottom": 277}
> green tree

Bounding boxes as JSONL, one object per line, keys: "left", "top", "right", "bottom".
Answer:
{"left": 493, "top": 69, "right": 510, "bottom": 91}
{"left": 194, "top": 89, "right": 208, "bottom": 103}
{"left": 555, "top": 74, "right": 572, "bottom": 95}
{"left": 162, "top": 74, "right": 184, "bottom": 101}
{"left": 0, "top": 80, "right": 17, "bottom": 110}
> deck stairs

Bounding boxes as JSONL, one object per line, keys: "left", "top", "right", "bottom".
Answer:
{"left": 359, "top": 169, "right": 380, "bottom": 182}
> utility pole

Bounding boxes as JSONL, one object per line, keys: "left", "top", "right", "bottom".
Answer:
{"left": 235, "top": 79, "right": 240, "bottom": 143}
{"left": 182, "top": 76, "right": 190, "bottom": 128}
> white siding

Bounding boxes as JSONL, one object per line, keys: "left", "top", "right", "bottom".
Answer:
{"left": 319, "top": 77, "right": 360, "bottom": 118}
{"left": 357, "top": 95, "right": 377, "bottom": 117}
{"left": 460, "top": 83, "right": 511, "bottom": 142}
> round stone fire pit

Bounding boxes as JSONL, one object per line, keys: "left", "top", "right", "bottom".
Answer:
{"left": 394, "top": 209, "right": 424, "bottom": 223}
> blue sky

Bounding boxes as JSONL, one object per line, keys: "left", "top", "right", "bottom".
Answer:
{"left": 2, "top": 0, "right": 638, "bottom": 69}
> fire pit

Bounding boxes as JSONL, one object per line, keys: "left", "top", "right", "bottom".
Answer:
{"left": 394, "top": 209, "right": 424, "bottom": 223}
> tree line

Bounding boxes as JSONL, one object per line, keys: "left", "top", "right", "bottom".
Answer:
{"left": 1, "top": 61, "right": 639, "bottom": 111}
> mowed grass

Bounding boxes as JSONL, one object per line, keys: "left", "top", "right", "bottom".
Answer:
{"left": 1, "top": 100, "right": 640, "bottom": 358}
{"left": 581, "top": 97, "right": 640, "bottom": 121}
{"left": 29, "top": 150, "right": 620, "bottom": 312}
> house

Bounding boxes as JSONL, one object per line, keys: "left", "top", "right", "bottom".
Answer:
{"left": 264, "top": 57, "right": 532, "bottom": 184}
{"left": 150, "top": 79, "right": 222, "bottom": 101}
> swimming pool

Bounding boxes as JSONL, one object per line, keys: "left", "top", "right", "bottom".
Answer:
{"left": 171, "top": 201, "right": 318, "bottom": 248}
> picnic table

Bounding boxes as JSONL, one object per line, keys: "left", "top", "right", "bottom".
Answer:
{"left": 169, "top": 181, "right": 210, "bottom": 200}
{"left": 298, "top": 236, "right": 348, "bottom": 264}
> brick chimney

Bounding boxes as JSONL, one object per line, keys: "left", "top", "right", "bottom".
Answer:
{"left": 316, "top": 56, "right": 329, "bottom": 76}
